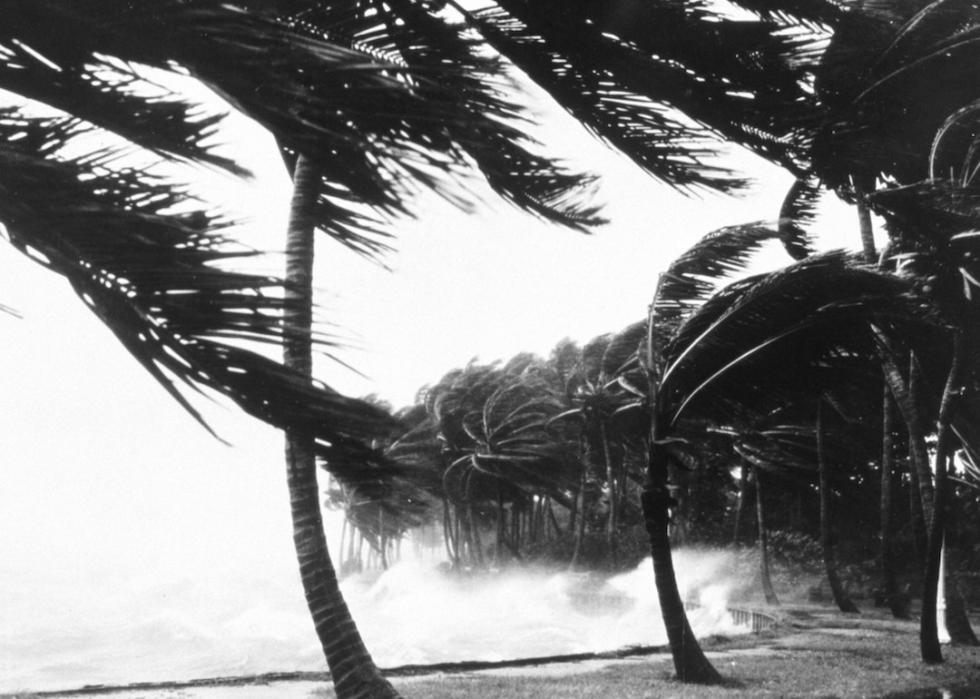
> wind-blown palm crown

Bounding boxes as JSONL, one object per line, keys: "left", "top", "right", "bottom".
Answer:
{"left": 449, "top": 0, "right": 829, "bottom": 190}
{"left": 0, "top": 1, "right": 614, "bottom": 485}
{"left": 657, "top": 252, "right": 934, "bottom": 429}
{"left": 813, "top": 0, "right": 980, "bottom": 190}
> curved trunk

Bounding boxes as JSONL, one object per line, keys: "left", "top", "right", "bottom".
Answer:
{"left": 643, "top": 428, "right": 722, "bottom": 684}
{"left": 879, "top": 387, "right": 906, "bottom": 617}
{"left": 946, "top": 574, "right": 979, "bottom": 646}
{"left": 907, "top": 353, "right": 936, "bottom": 528}
{"left": 816, "top": 401, "right": 859, "bottom": 614}
{"left": 284, "top": 155, "right": 399, "bottom": 699}
{"left": 878, "top": 344, "right": 930, "bottom": 561}
{"left": 921, "top": 333, "right": 965, "bottom": 664}
{"left": 754, "top": 466, "right": 779, "bottom": 606}
{"left": 442, "top": 497, "right": 457, "bottom": 567}
{"left": 944, "top": 493, "right": 979, "bottom": 645}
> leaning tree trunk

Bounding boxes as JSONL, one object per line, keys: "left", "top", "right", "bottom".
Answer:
{"left": 570, "top": 455, "right": 588, "bottom": 571}
{"left": 855, "top": 187, "right": 876, "bottom": 264}
{"left": 732, "top": 461, "right": 749, "bottom": 546}
{"left": 907, "top": 353, "right": 936, "bottom": 529}
{"left": 879, "top": 387, "right": 906, "bottom": 618}
{"left": 283, "top": 155, "right": 400, "bottom": 699}
{"left": 754, "top": 466, "right": 779, "bottom": 606}
{"left": 921, "top": 333, "right": 965, "bottom": 664}
{"left": 600, "top": 421, "right": 619, "bottom": 566}
{"left": 816, "top": 401, "right": 860, "bottom": 614}
{"left": 877, "top": 340, "right": 931, "bottom": 561}
{"left": 943, "top": 493, "right": 979, "bottom": 645}
{"left": 642, "top": 423, "right": 722, "bottom": 684}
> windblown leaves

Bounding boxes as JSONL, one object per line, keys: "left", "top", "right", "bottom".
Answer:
{"left": 0, "top": 111, "right": 398, "bottom": 487}
{"left": 659, "top": 252, "right": 933, "bottom": 427}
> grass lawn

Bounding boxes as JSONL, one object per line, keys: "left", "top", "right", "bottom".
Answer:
{"left": 311, "top": 606, "right": 980, "bottom": 699}
{"left": 18, "top": 605, "right": 980, "bottom": 698}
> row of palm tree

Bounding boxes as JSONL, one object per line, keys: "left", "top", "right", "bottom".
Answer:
{"left": 5, "top": 0, "right": 980, "bottom": 696}
{"left": 341, "top": 210, "right": 980, "bottom": 673}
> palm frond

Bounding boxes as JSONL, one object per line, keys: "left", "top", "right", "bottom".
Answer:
{"left": 778, "top": 176, "right": 822, "bottom": 260}
{"left": 0, "top": 110, "right": 397, "bottom": 487}
{"left": 653, "top": 221, "right": 788, "bottom": 335}
{"left": 659, "top": 251, "right": 934, "bottom": 426}
{"left": 0, "top": 29, "right": 246, "bottom": 176}
{"left": 813, "top": 0, "right": 980, "bottom": 187}
{"left": 455, "top": 2, "right": 747, "bottom": 191}
{"left": 462, "top": 0, "right": 824, "bottom": 182}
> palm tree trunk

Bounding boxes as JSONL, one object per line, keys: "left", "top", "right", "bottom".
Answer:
{"left": 754, "top": 466, "right": 779, "bottom": 605}
{"left": 878, "top": 344, "right": 930, "bottom": 560}
{"left": 855, "top": 192, "right": 876, "bottom": 263}
{"left": 907, "top": 352, "right": 936, "bottom": 528}
{"left": 469, "top": 503, "right": 485, "bottom": 567}
{"left": 284, "top": 155, "right": 399, "bottom": 699}
{"left": 943, "top": 494, "right": 979, "bottom": 645}
{"left": 378, "top": 509, "right": 388, "bottom": 571}
{"left": 945, "top": 574, "right": 979, "bottom": 646}
{"left": 921, "top": 333, "right": 965, "bottom": 664}
{"left": 816, "top": 401, "right": 859, "bottom": 614}
{"left": 443, "top": 497, "right": 457, "bottom": 567}
{"left": 732, "top": 461, "right": 748, "bottom": 546}
{"left": 879, "top": 387, "right": 906, "bottom": 617}
{"left": 496, "top": 488, "right": 505, "bottom": 567}
{"left": 642, "top": 425, "right": 722, "bottom": 684}
{"left": 600, "top": 421, "right": 618, "bottom": 565}
{"left": 570, "top": 461, "right": 587, "bottom": 570}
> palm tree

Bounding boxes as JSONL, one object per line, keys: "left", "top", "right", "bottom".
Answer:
{"left": 753, "top": 465, "right": 780, "bottom": 606}
{"left": 2, "top": 4, "right": 607, "bottom": 696}
{"left": 646, "top": 225, "right": 934, "bottom": 677}
{"left": 553, "top": 324, "right": 647, "bottom": 566}
{"left": 868, "top": 178, "right": 980, "bottom": 662}
{"left": 815, "top": 400, "right": 861, "bottom": 614}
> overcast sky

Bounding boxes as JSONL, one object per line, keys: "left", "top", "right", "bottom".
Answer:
{"left": 0, "top": 84, "right": 866, "bottom": 647}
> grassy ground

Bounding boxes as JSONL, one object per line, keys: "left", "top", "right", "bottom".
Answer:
{"left": 311, "top": 606, "right": 980, "bottom": 699}
{"left": 16, "top": 605, "right": 980, "bottom": 698}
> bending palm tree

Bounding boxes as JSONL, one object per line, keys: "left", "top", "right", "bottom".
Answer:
{"left": 0, "top": 4, "right": 605, "bottom": 696}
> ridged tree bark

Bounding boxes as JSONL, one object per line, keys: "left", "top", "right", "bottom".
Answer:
{"left": 284, "top": 155, "right": 400, "bottom": 699}
{"left": 816, "top": 401, "right": 860, "bottom": 614}
{"left": 643, "top": 427, "right": 722, "bottom": 684}
{"left": 921, "top": 333, "right": 965, "bottom": 664}
{"left": 755, "top": 466, "right": 780, "bottom": 606}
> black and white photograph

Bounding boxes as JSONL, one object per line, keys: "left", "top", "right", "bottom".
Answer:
{"left": 2, "top": 2, "right": 980, "bottom": 697}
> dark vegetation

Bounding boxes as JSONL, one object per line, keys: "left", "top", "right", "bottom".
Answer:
{"left": 5, "top": 1, "right": 980, "bottom": 697}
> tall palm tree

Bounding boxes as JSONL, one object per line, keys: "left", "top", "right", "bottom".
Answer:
{"left": 868, "top": 177, "right": 980, "bottom": 662}
{"left": 1, "top": 4, "right": 608, "bottom": 696}
{"left": 648, "top": 233, "right": 934, "bottom": 678}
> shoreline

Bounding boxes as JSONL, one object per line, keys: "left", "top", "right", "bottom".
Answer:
{"left": 6, "top": 605, "right": 980, "bottom": 699}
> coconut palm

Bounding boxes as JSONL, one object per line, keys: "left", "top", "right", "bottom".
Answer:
{"left": 646, "top": 230, "right": 935, "bottom": 678}
{"left": 868, "top": 176, "right": 980, "bottom": 661}
{"left": 552, "top": 323, "right": 647, "bottom": 566}
{"left": 0, "top": 4, "right": 611, "bottom": 696}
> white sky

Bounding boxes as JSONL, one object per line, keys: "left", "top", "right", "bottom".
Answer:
{"left": 0, "top": 81, "right": 870, "bottom": 675}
